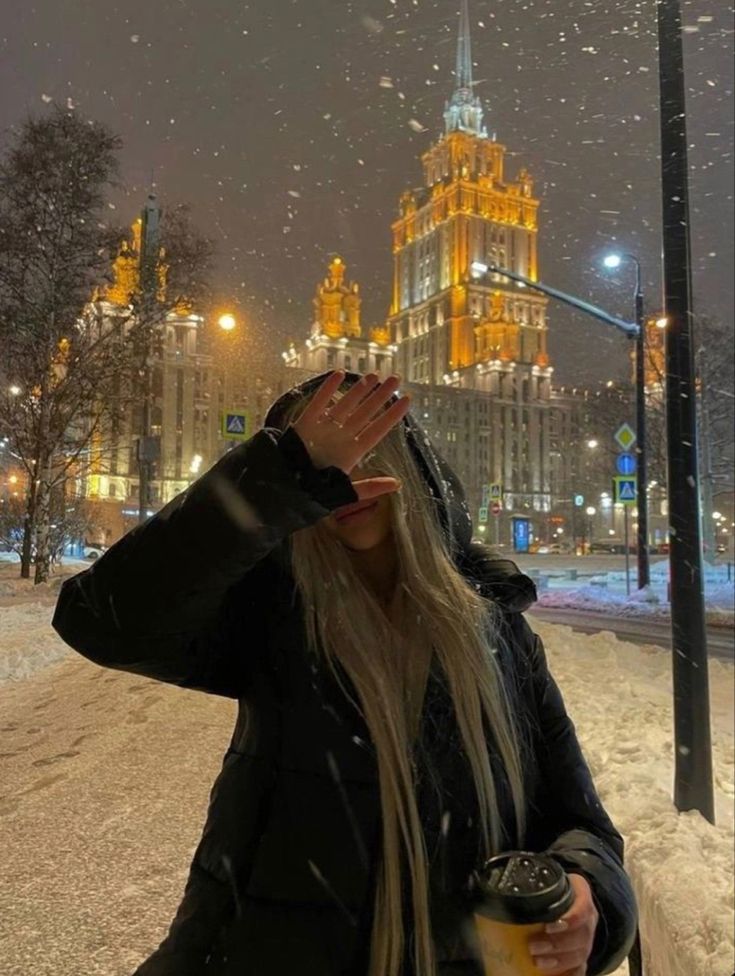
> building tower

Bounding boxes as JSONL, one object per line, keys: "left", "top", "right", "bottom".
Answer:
{"left": 282, "top": 256, "right": 396, "bottom": 380}
{"left": 388, "top": 0, "right": 558, "bottom": 521}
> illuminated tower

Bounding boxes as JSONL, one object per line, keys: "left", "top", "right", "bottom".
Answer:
{"left": 390, "top": 1, "right": 548, "bottom": 383}
{"left": 388, "top": 0, "right": 557, "bottom": 520}
{"left": 282, "top": 256, "right": 395, "bottom": 379}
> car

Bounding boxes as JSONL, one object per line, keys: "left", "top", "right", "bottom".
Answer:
{"left": 83, "top": 544, "right": 106, "bottom": 561}
{"left": 589, "top": 542, "right": 618, "bottom": 555}
{"left": 536, "top": 543, "right": 571, "bottom": 555}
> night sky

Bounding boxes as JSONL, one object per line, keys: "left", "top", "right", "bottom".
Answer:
{"left": 1, "top": 0, "right": 732, "bottom": 386}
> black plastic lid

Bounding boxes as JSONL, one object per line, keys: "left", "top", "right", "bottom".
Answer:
{"left": 472, "top": 851, "right": 574, "bottom": 925}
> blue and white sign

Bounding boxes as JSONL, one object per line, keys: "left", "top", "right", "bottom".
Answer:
{"left": 221, "top": 410, "right": 249, "bottom": 441}
{"left": 574, "top": 494, "right": 585, "bottom": 508}
{"left": 614, "top": 476, "right": 637, "bottom": 505}
{"left": 513, "top": 518, "right": 531, "bottom": 554}
{"left": 616, "top": 453, "right": 637, "bottom": 476}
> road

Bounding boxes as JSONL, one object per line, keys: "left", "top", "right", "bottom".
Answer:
{"left": 528, "top": 606, "right": 734, "bottom": 662}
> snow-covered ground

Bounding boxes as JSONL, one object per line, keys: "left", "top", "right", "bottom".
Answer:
{"left": 0, "top": 561, "right": 733, "bottom": 976}
{"left": 514, "top": 554, "right": 735, "bottom": 626}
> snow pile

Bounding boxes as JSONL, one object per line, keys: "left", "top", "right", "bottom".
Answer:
{"left": 535, "top": 583, "right": 734, "bottom": 626}
{"left": 0, "top": 602, "right": 70, "bottom": 683}
{"left": 531, "top": 619, "right": 735, "bottom": 976}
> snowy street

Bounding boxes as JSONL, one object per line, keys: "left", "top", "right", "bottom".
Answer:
{"left": 0, "top": 569, "right": 733, "bottom": 975}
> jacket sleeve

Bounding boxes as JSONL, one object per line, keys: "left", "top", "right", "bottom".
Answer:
{"left": 51, "top": 426, "right": 358, "bottom": 698}
{"left": 514, "top": 615, "right": 639, "bottom": 976}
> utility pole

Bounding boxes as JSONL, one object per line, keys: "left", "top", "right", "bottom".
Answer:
{"left": 657, "top": 0, "right": 714, "bottom": 823}
{"left": 137, "top": 195, "right": 162, "bottom": 525}
{"left": 633, "top": 271, "right": 650, "bottom": 588}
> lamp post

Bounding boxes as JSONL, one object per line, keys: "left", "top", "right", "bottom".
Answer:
{"left": 603, "top": 252, "right": 650, "bottom": 589}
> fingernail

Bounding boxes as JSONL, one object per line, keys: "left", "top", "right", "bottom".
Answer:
{"left": 535, "top": 959, "right": 559, "bottom": 971}
{"left": 529, "top": 941, "right": 554, "bottom": 955}
{"left": 545, "top": 920, "right": 568, "bottom": 934}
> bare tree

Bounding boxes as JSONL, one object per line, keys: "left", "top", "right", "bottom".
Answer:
{"left": 0, "top": 106, "right": 214, "bottom": 583}
{"left": 643, "top": 314, "right": 734, "bottom": 558}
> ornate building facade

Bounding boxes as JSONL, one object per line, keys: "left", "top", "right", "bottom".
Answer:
{"left": 282, "top": 0, "right": 575, "bottom": 547}
{"left": 78, "top": 200, "right": 277, "bottom": 544}
{"left": 282, "top": 256, "right": 396, "bottom": 383}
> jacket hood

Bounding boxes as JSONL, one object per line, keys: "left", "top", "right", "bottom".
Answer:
{"left": 264, "top": 370, "right": 536, "bottom": 614}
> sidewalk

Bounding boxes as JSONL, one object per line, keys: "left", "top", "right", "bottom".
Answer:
{"left": 0, "top": 607, "right": 733, "bottom": 975}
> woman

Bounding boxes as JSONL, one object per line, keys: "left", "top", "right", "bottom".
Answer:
{"left": 53, "top": 370, "right": 638, "bottom": 976}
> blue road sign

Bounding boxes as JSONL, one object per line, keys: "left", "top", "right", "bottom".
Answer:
{"left": 614, "top": 476, "right": 637, "bottom": 505}
{"left": 616, "top": 453, "right": 637, "bottom": 476}
{"left": 221, "top": 410, "right": 249, "bottom": 441}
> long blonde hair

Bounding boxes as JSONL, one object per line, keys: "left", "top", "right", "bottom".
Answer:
{"left": 280, "top": 385, "right": 529, "bottom": 976}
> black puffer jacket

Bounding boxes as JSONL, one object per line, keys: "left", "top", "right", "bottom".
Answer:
{"left": 52, "top": 375, "right": 638, "bottom": 976}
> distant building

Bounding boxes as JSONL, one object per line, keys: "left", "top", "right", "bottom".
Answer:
{"left": 282, "top": 256, "right": 396, "bottom": 382}
{"left": 281, "top": 1, "right": 578, "bottom": 548}
{"left": 76, "top": 201, "right": 278, "bottom": 544}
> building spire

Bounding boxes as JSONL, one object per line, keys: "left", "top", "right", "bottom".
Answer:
{"left": 456, "top": 0, "right": 473, "bottom": 91}
{"left": 444, "top": 0, "right": 487, "bottom": 138}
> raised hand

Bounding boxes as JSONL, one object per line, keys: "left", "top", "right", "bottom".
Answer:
{"left": 290, "top": 370, "right": 411, "bottom": 501}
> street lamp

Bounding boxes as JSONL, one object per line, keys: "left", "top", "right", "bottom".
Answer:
{"left": 603, "top": 250, "right": 650, "bottom": 591}
{"left": 218, "top": 313, "right": 237, "bottom": 332}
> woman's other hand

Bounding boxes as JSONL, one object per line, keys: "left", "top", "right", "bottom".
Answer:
{"left": 291, "top": 370, "right": 411, "bottom": 501}
{"left": 527, "top": 873, "right": 600, "bottom": 975}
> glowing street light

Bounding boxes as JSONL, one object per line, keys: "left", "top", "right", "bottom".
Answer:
{"left": 218, "top": 313, "right": 237, "bottom": 332}
{"left": 587, "top": 439, "right": 599, "bottom": 449}
{"left": 9, "top": 385, "right": 21, "bottom": 396}
{"left": 603, "top": 253, "right": 623, "bottom": 270}
{"left": 656, "top": 317, "right": 668, "bottom": 329}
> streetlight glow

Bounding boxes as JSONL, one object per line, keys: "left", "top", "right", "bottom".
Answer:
{"left": 471, "top": 261, "right": 489, "bottom": 277}
{"left": 9, "top": 385, "right": 21, "bottom": 396}
{"left": 656, "top": 317, "right": 668, "bottom": 329}
{"left": 218, "top": 313, "right": 236, "bottom": 332}
{"left": 587, "top": 439, "right": 599, "bottom": 449}
{"left": 586, "top": 506, "right": 597, "bottom": 516}
{"left": 603, "top": 253, "right": 622, "bottom": 270}
{"left": 712, "top": 511, "right": 722, "bottom": 520}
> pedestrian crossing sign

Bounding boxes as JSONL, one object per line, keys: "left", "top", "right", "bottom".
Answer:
{"left": 221, "top": 411, "right": 249, "bottom": 441}
{"left": 489, "top": 483, "right": 503, "bottom": 501}
{"left": 614, "top": 476, "right": 637, "bottom": 505}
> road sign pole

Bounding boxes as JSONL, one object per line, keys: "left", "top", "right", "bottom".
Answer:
{"left": 624, "top": 507, "right": 631, "bottom": 596}
{"left": 634, "top": 282, "right": 650, "bottom": 590}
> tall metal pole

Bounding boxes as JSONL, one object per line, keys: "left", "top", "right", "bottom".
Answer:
{"left": 137, "top": 195, "right": 161, "bottom": 526}
{"left": 657, "top": 0, "right": 714, "bottom": 822}
{"left": 633, "top": 262, "right": 650, "bottom": 588}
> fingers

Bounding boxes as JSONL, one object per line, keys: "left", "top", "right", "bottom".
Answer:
{"left": 350, "top": 477, "right": 402, "bottom": 501}
{"left": 528, "top": 950, "right": 588, "bottom": 973}
{"left": 326, "top": 372, "right": 380, "bottom": 424}
{"left": 355, "top": 393, "right": 411, "bottom": 455}
{"left": 344, "top": 374, "right": 402, "bottom": 431}
{"left": 298, "top": 370, "right": 345, "bottom": 426}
